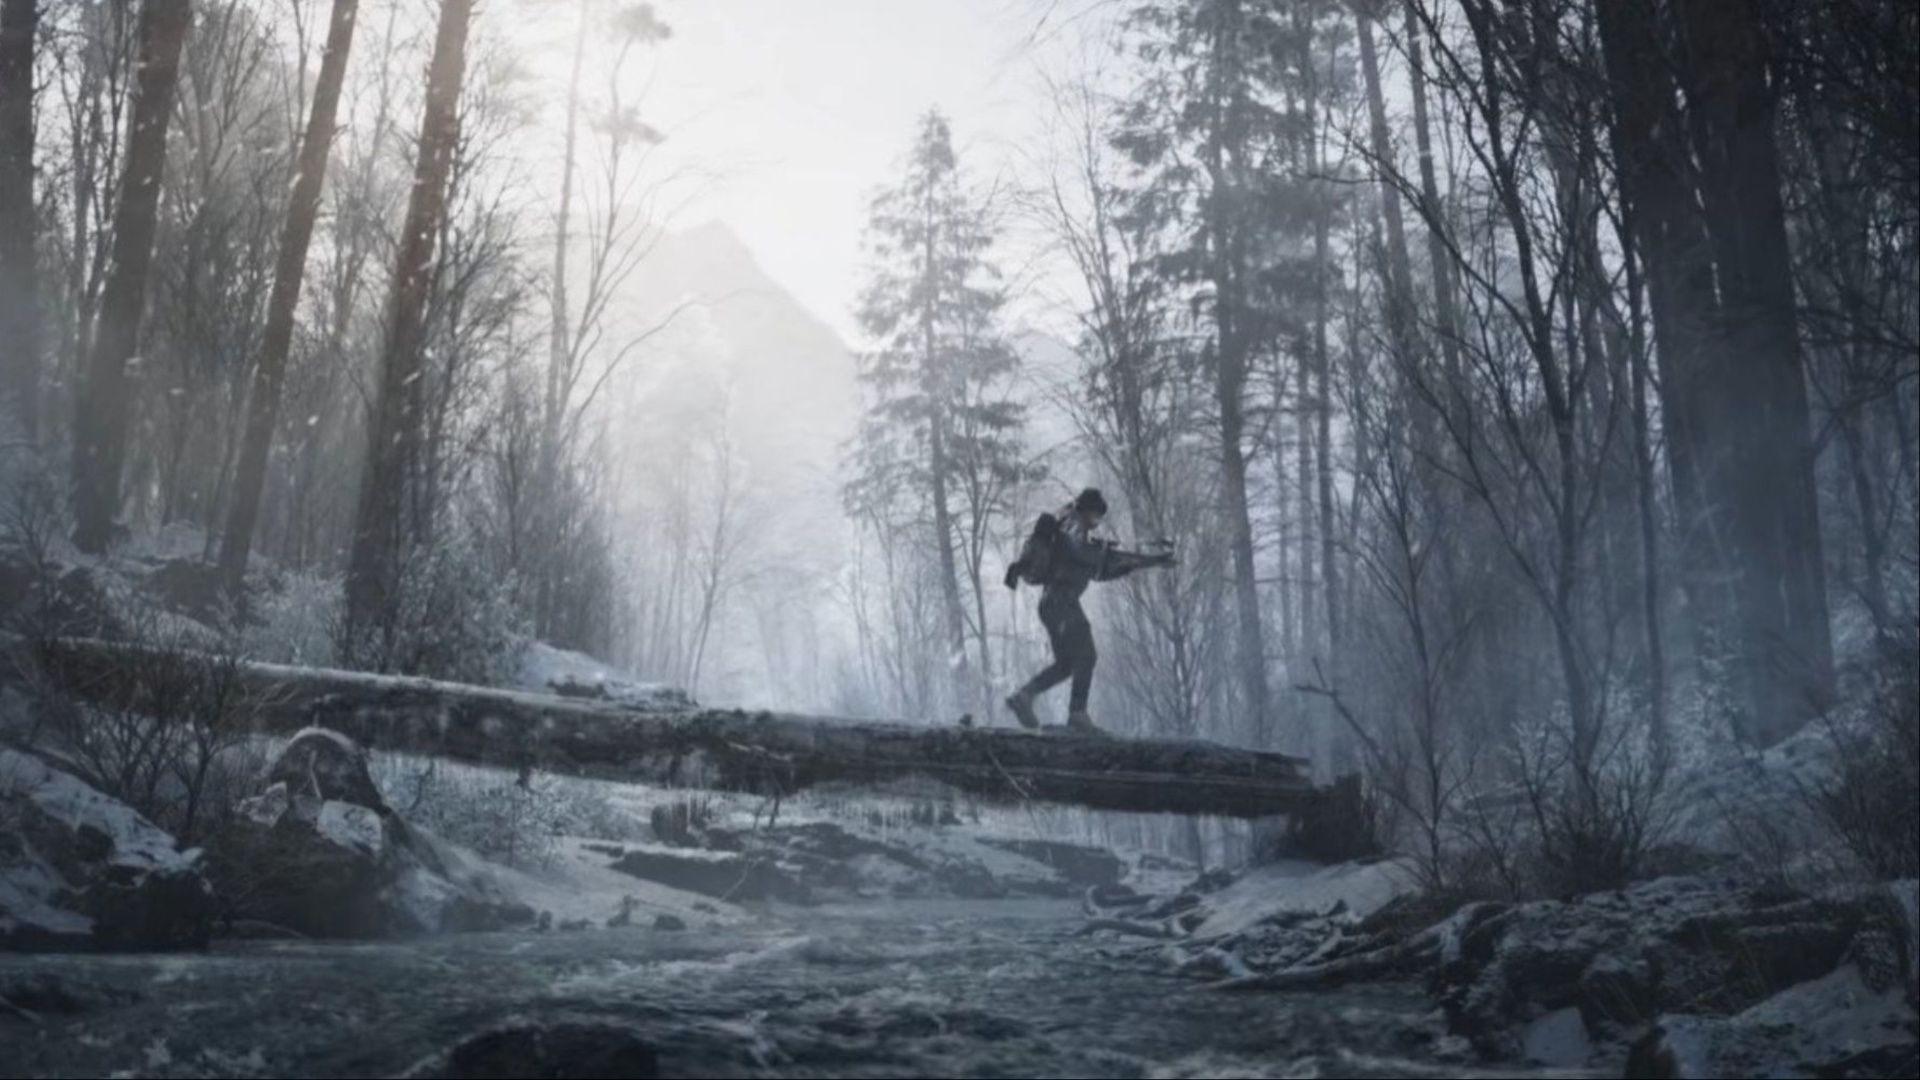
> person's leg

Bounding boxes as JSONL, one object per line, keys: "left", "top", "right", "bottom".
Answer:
{"left": 1007, "top": 594, "right": 1071, "bottom": 727}
{"left": 1061, "top": 601, "right": 1099, "bottom": 730}
{"left": 1013, "top": 599, "right": 1075, "bottom": 691}
{"left": 1067, "top": 617, "right": 1097, "bottom": 713}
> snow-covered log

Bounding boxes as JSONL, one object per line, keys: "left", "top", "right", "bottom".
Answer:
{"left": 12, "top": 636, "right": 1320, "bottom": 818}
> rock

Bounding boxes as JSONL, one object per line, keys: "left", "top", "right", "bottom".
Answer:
{"left": 408, "top": 1018, "right": 658, "bottom": 1079}
{"left": 652, "top": 913, "right": 686, "bottom": 931}
{"left": 1885, "top": 879, "right": 1918, "bottom": 1009}
{"left": 1625, "top": 965, "right": 1917, "bottom": 1079}
{"left": 218, "top": 729, "right": 532, "bottom": 937}
{"left": 1428, "top": 876, "right": 1910, "bottom": 1062}
{"left": 606, "top": 895, "right": 637, "bottom": 928}
{"left": 0, "top": 971, "right": 138, "bottom": 1017}
{"left": 267, "top": 727, "right": 389, "bottom": 812}
{"left": 1, "top": 748, "right": 214, "bottom": 950}
{"left": 978, "top": 838, "right": 1125, "bottom": 889}
{"left": 609, "top": 845, "right": 811, "bottom": 904}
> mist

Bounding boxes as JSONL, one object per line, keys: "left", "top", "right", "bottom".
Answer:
{"left": 2, "top": 1, "right": 1915, "bottom": 1077}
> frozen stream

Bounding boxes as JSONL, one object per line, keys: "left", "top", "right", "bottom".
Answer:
{"left": 2, "top": 899, "right": 1562, "bottom": 1079}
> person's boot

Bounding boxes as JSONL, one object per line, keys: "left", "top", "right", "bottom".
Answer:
{"left": 1066, "top": 709, "right": 1102, "bottom": 734}
{"left": 1004, "top": 690, "right": 1041, "bottom": 730}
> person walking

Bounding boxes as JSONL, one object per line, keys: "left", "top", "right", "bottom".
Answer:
{"left": 1004, "top": 488, "right": 1173, "bottom": 733}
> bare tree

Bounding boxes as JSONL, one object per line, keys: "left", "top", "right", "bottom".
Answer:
{"left": 344, "top": 0, "right": 475, "bottom": 634}
{"left": 70, "top": 0, "right": 192, "bottom": 552}
{"left": 218, "top": 0, "right": 363, "bottom": 591}
{"left": 0, "top": 0, "right": 38, "bottom": 439}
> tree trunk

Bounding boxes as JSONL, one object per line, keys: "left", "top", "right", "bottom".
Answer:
{"left": 69, "top": 0, "right": 191, "bottom": 553}
{"left": 1403, "top": 3, "right": 1464, "bottom": 391}
{"left": 0, "top": 0, "right": 37, "bottom": 440}
{"left": 1303, "top": 12, "right": 1338, "bottom": 659}
{"left": 345, "top": 0, "right": 475, "bottom": 633}
{"left": 17, "top": 634, "right": 1321, "bottom": 820}
{"left": 218, "top": 0, "right": 361, "bottom": 592}
{"left": 1356, "top": 13, "right": 1420, "bottom": 401}
{"left": 1206, "top": 0, "right": 1271, "bottom": 745}
{"left": 1673, "top": 0, "right": 1834, "bottom": 742}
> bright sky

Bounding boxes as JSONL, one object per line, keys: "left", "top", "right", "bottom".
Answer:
{"left": 632, "top": 0, "right": 1111, "bottom": 342}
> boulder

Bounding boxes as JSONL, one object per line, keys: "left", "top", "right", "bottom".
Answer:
{"left": 406, "top": 1017, "right": 659, "bottom": 1079}
{"left": 1, "top": 748, "right": 214, "bottom": 950}
{"left": 267, "top": 727, "right": 390, "bottom": 812}
{"left": 608, "top": 844, "right": 811, "bottom": 904}
{"left": 979, "top": 837, "right": 1125, "bottom": 890}
{"left": 1626, "top": 965, "right": 1917, "bottom": 1079}
{"left": 222, "top": 729, "right": 532, "bottom": 937}
{"left": 1428, "top": 876, "right": 1913, "bottom": 1063}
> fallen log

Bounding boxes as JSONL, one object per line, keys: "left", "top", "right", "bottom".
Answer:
{"left": 10, "top": 636, "right": 1320, "bottom": 819}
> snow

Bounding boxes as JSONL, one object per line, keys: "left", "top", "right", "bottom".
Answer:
{"left": 480, "top": 836, "right": 747, "bottom": 929}
{"left": 288, "top": 725, "right": 363, "bottom": 758}
{"left": 314, "top": 801, "right": 384, "bottom": 858}
{"left": 1519, "top": 1006, "right": 1592, "bottom": 1067}
{"left": 1186, "top": 858, "right": 1416, "bottom": 940}
{"left": 514, "top": 641, "right": 692, "bottom": 709}
{"left": 0, "top": 748, "right": 200, "bottom": 876}
{"left": 1, "top": 747, "right": 204, "bottom": 942}
{"left": 1653, "top": 964, "right": 1914, "bottom": 1079}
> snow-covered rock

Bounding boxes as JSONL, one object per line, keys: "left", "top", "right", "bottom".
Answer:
{"left": 0, "top": 748, "right": 214, "bottom": 950}
{"left": 1626, "top": 964, "right": 1917, "bottom": 1079}
{"left": 267, "top": 727, "right": 389, "bottom": 811}
{"left": 1429, "top": 875, "right": 1915, "bottom": 1064}
{"left": 1081, "top": 858, "right": 1419, "bottom": 977}
{"left": 601, "top": 819, "right": 1128, "bottom": 905}
{"left": 225, "top": 729, "right": 534, "bottom": 937}
{"left": 403, "top": 1017, "right": 660, "bottom": 1079}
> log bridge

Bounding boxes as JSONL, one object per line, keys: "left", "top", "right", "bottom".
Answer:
{"left": 12, "top": 636, "right": 1322, "bottom": 819}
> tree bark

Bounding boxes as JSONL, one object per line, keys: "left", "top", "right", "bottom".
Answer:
{"left": 16, "top": 634, "right": 1321, "bottom": 820}
{"left": 1403, "top": 3, "right": 1463, "bottom": 391}
{"left": 218, "top": 0, "right": 361, "bottom": 592}
{"left": 1205, "top": 0, "right": 1272, "bottom": 745}
{"left": 1673, "top": 0, "right": 1835, "bottom": 742}
{"left": 920, "top": 150, "right": 974, "bottom": 715}
{"left": 0, "top": 0, "right": 37, "bottom": 441}
{"left": 69, "top": 0, "right": 192, "bottom": 553}
{"left": 1356, "top": 10, "right": 1418, "bottom": 383}
{"left": 345, "top": 0, "right": 474, "bottom": 632}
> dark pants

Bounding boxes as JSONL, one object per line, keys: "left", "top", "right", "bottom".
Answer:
{"left": 1020, "top": 590, "right": 1096, "bottom": 712}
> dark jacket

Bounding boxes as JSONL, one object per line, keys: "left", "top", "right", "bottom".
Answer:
{"left": 1044, "top": 512, "right": 1111, "bottom": 602}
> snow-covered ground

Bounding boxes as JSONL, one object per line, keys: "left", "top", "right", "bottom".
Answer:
{"left": 1184, "top": 859, "right": 1416, "bottom": 939}
{"left": 512, "top": 641, "right": 693, "bottom": 710}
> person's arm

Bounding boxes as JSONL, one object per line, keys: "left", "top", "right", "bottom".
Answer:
{"left": 1095, "top": 548, "right": 1175, "bottom": 581}
{"left": 1054, "top": 522, "right": 1110, "bottom": 576}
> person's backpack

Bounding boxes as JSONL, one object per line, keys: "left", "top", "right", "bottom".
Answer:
{"left": 1004, "top": 512, "right": 1061, "bottom": 589}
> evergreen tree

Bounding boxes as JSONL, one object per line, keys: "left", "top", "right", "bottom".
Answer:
{"left": 844, "top": 111, "right": 1028, "bottom": 717}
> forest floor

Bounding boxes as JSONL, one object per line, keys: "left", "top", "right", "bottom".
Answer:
{"left": 1, "top": 898, "right": 1568, "bottom": 1080}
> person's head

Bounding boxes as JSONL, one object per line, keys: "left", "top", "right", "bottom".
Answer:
{"left": 1072, "top": 487, "right": 1108, "bottom": 529}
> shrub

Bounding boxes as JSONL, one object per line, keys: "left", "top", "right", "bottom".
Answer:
{"left": 335, "top": 530, "right": 529, "bottom": 685}
{"left": 1513, "top": 707, "right": 1673, "bottom": 898}
{"left": 241, "top": 569, "right": 342, "bottom": 668}
{"left": 28, "top": 608, "right": 261, "bottom": 846}
{"left": 1812, "top": 628, "right": 1919, "bottom": 879}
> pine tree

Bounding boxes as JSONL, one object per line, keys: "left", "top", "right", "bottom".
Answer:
{"left": 845, "top": 111, "right": 1027, "bottom": 717}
